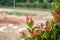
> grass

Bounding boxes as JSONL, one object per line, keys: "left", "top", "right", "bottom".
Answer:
{"left": 7, "top": 12, "right": 36, "bottom": 16}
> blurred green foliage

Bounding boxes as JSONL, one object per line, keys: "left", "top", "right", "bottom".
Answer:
{"left": 0, "top": 0, "right": 54, "bottom": 9}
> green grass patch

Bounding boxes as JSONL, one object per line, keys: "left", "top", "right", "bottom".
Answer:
{"left": 7, "top": 12, "right": 36, "bottom": 16}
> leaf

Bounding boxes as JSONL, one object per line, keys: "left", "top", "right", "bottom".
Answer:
{"left": 24, "top": 37, "right": 30, "bottom": 40}
{"left": 27, "top": 27, "right": 31, "bottom": 33}
{"left": 35, "top": 35, "right": 41, "bottom": 40}
{"left": 55, "top": 23, "right": 60, "bottom": 29}
{"left": 32, "top": 35, "right": 41, "bottom": 40}
{"left": 27, "top": 20, "right": 33, "bottom": 28}
{"left": 32, "top": 27, "right": 36, "bottom": 31}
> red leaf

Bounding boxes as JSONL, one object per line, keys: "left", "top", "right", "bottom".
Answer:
{"left": 45, "top": 26, "right": 50, "bottom": 31}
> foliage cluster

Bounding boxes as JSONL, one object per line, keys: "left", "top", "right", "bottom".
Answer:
{"left": 0, "top": 0, "right": 53, "bottom": 9}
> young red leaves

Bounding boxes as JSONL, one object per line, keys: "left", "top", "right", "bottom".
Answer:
{"left": 25, "top": 14, "right": 34, "bottom": 28}
{"left": 56, "top": 10, "right": 60, "bottom": 17}
{"left": 36, "top": 23, "right": 44, "bottom": 30}
{"left": 45, "top": 25, "right": 50, "bottom": 31}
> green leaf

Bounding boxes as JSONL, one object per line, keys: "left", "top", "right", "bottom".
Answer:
{"left": 24, "top": 37, "right": 30, "bottom": 40}
{"left": 32, "top": 35, "right": 41, "bottom": 40}
{"left": 55, "top": 23, "right": 60, "bottom": 29}
{"left": 32, "top": 27, "right": 36, "bottom": 31}
{"left": 56, "top": 0, "right": 60, "bottom": 10}
{"left": 35, "top": 35, "right": 41, "bottom": 40}
{"left": 27, "top": 20, "right": 33, "bottom": 28}
{"left": 27, "top": 27, "right": 31, "bottom": 32}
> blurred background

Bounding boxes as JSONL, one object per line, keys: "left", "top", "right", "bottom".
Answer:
{"left": 0, "top": 0, "right": 54, "bottom": 10}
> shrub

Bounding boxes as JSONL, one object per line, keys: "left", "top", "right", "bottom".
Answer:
{"left": 16, "top": 2, "right": 51, "bottom": 9}
{"left": 19, "top": 14, "right": 60, "bottom": 40}
{"left": 39, "top": 3, "right": 51, "bottom": 9}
